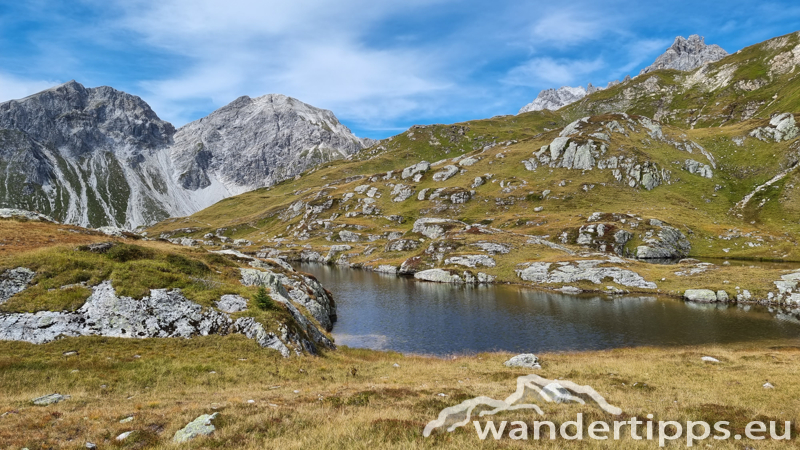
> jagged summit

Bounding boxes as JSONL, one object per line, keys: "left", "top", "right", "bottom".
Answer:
{"left": 518, "top": 86, "right": 588, "bottom": 114}
{"left": 171, "top": 92, "right": 367, "bottom": 193}
{"left": 640, "top": 35, "right": 728, "bottom": 75}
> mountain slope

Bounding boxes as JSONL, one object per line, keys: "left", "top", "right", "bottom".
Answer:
{"left": 0, "top": 83, "right": 367, "bottom": 228}
{"left": 148, "top": 30, "right": 800, "bottom": 307}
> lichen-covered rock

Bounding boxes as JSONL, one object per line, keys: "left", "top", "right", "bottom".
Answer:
{"left": 471, "top": 242, "right": 510, "bottom": 254}
{"left": 636, "top": 225, "right": 691, "bottom": 259}
{"left": 215, "top": 295, "right": 248, "bottom": 313}
{"left": 414, "top": 269, "right": 464, "bottom": 284}
{"left": 385, "top": 239, "right": 421, "bottom": 252}
{"left": 0, "top": 267, "right": 35, "bottom": 305}
{"left": 504, "top": 354, "right": 541, "bottom": 369}
{"left": 516, "top": 260, "right": 657, "bottom": 289}
{"left": 459, "top": 156, "right": 480, "bottom": 166}
{"left": 749, "top": 113, "right": 798, "bottom": 142}
{"left": 432, "top": 165, "right": 459, "bottom": 182}
{"left": 32, "top": 393, "right": 69, "bottom": 406}
{"left": 411, "top": 218, "right": 465, "bottom": 239}
{"left": 684, "top": 159, "right": 713, "bottom": 178}
{"left": 374, "top": 265, "right": 398, "bottom": 274}
{"left": 401, "top": 161, "right": 430, "bottom": 180}
{"left": 173, "top": 413, "right": 219, "bottom": 443}
{"left": 684, "top": 289, "right": 718, "bottom": 303}
{"left": 338, "top": 230, "right": 362, "bottom": 242}
{"left": 444, "top": 255, "right": 496, "bottom": 268}
{"left": 391, "top": 184, "right": 415, "bottom": 202}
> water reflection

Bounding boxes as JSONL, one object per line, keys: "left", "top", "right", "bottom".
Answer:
{"left": 297, "top": 263, "right": 800, "bottom": 355}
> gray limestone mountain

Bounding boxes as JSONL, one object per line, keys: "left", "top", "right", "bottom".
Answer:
{"left": 518, "top": 86, "right": 589, "bottom": 114}
{"left": 0, "top": 81, "right": 369, "bottom": 229}
{"left": 640, "top": 35, "right": 728, "bottom": 75}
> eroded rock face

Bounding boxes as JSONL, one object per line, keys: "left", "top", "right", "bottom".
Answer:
{"left": 640, "top": 35, "right": 728, "bottom": 75}
{"left": 385, "top": 239, "right": 421, "bottom": 252}
{"left": 636, "top": 225, "right": 691, "bottom": 260}
{"left": 516, "top": 260, "right": 657, "bottom": 289}
{"left": 0, "top": 267, "right": 35, "bottom": 305}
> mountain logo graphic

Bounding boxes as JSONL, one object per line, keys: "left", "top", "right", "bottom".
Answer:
{"left": 423, "top": 373, "right": 622, "bottom": 437}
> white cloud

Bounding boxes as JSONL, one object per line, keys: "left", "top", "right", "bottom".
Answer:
{"left": 0, "top": 73, "right": 61, "bottom": 103}
{"left": 504, "top": 57, "right": 605, "bottom": 87}
{"left": 107, "top": 0, "right": 457, "bottom": 129}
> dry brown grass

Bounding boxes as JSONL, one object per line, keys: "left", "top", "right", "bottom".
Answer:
{"left": 1, "top": 336, "right": 799, "bottom": 449}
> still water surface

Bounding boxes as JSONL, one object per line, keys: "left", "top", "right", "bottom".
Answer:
{"left": 297, "top": 263, "right": 800, "bottom": 355}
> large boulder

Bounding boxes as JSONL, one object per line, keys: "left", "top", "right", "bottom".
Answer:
{"left": 684, "top": 289, "right": 719, "bottom": 303}
{"left": 432, "top": 165, "right": 459, "bottom": 182}
{"left": 504, "top": 354, "right": 541, "bottom": 369}
{"left": 444, "top": 255, "right": 496, "bottom": 268}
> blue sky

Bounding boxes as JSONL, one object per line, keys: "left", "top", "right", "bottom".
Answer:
{"left": 1, "top": 1, "right": 800, "bottom": 139}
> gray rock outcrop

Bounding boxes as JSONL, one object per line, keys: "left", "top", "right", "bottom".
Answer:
{"left": 0, "top": 267, "right": 35, "bottom": 305}
{"left": 749, "top": 113, "right": 798, "bottom": 142}
{"left": 640, "top": 35, "right": 728, "bottom": 75}
{"left": 173, "top": 413, "right": 219, "bottom": 443}
{"left": 635, "top": 224, "right": 691, "bottom": 259}
{"left": 412, "top": 218, "right": 465, "bottom": 239}
{"left": 516, "top": 260, "right": 657, "bottom": 289}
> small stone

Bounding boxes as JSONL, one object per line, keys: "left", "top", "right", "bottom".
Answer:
{"left": 116, "top": 431, "right": 134, "bottom": 441}
{"left": 119, "top": 416, "right": 134, "bottom": 423}
{"left": 133, "top": 355, "right": 141, "bottom": 359}
{"left": 533, "top": 206, "right": 544, "bottom": 212}
{"left": 85, "top": 443, "right": 97, "bottom": 449}
{"left": 437, "top": 393, "right": 447, "bottom": 397}
{"left": 701, "top": 356, "right": 720, "bottom": 363}
{"left": 247, "top": 399, "right": 256, "bottom": 404}
{"left": 392, "top": 363, "right": 400, "bottom": 368}
{"left": 173, "top": 412, "right": 219, "bottom": 443}
{"left": 293, "top": 390, "right": 300, "bottom": 394}
{"left": 763, "top": 382, "right": 775, "bottom": 389}
{"left": 62, "top": 350, "right": 78, "bottom": 357}
{"left": 32, "top": 393, "right": 68, "bottom": 406}
{"left": 504, "top": 353, "right": 541, "bottom": 369}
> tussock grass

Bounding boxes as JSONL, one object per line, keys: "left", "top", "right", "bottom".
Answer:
{"left": 0, "top": 337, "right": 798, "bottom": 448}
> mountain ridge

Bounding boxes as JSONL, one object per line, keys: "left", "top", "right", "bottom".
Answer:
{"left": 0, "top": 82, "right": 369, "bottom": 228}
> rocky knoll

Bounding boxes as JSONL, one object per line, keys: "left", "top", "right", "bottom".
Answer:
{"left": 640, "top": 35, "right": 728, "bottom": 75}
{"left": 0, "top": 82, "right": 369, "bottom": 229}
{"left": 0, "top": 258, "right": 336, "bottom": 357}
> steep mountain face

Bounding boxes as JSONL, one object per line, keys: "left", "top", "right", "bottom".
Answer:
{"left": 171, "top": 94, "right": 365, "bottom": 196}
{"left": 0, "top": 83, "right": 367, "bottom": 228}
{"left": 640, "top": 35, "right": 728, "bottom": 74}
{"left": 518, "top": 86, "right": 588, "bottom": 114}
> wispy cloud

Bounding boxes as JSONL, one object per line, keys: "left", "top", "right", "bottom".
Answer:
{"left": 0, "top": 73, "right": 62, "bottom": 101}
{"left": 504, "top": 57, "right": 605, "bottom": 87}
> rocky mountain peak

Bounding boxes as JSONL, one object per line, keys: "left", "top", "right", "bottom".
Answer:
{"left": 518, "top": 86, "right": 589, "bottom": 114}
{"left": 640, "top": 34, "right": 728, "bottom": 75}
{"left": 0, "top": 80, "right": 175, "bottom": 156}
